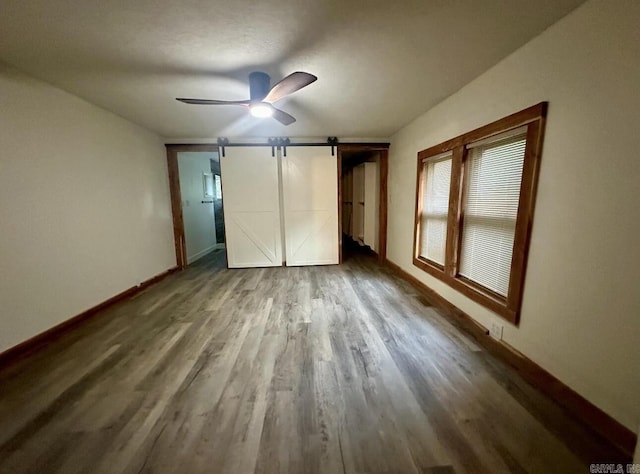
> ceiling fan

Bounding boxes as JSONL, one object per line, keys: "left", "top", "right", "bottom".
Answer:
{"left": 176, "top": 71, "right": 317, "bottom": 126}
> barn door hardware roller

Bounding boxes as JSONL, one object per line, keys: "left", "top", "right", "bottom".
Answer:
{"left": 217, "top": 137, "right": 229, "bottom": 157}
{"left": 327, "top": 137, "right": 339, "bottom": 156}
{"left": 267, "top": 137, "right": 290, "bottom": 156}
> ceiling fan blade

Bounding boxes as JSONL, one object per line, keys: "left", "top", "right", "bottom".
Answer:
{"left": 271, "top": 107, "right": 296, "bottom": 126}
{"left": 176, "top": 98, "right": 250, "bottom": 106}
{"left": 263, "top": 72, "right": 317, "bottom": 103}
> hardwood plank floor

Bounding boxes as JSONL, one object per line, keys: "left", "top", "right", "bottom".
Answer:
{"left": 0, "top": 250, "right": 625, "bottom": 473}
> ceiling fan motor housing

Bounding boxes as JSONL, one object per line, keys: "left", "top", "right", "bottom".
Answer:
{"left": 249, "top": 72, "right": 271, "bottom": 101}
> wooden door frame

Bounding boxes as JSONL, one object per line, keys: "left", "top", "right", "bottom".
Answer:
{"left": 337, "top": 144, "right": 390, "bottom": 263}
{"left": 165, "top": 144, "right": 222, "bottom": 270}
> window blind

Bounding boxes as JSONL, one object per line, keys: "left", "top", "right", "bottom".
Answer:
{"left": 420, "top": 154, "right": 452, "bottom": 265}
{"left": 458, "top": 130, "right": 527, "bottom": 296}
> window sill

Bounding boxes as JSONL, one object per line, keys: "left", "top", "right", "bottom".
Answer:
{"left": 412, "top": 257, "right": 518, "bottom": 324}
{"left": 413, "top": 256, "right": 445, "bottom": 278}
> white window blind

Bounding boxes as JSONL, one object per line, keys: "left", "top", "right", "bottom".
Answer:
{"left": 459, "top": 128, "right": 527, "bottom": 296}
{"left": 419, "top": 154, "right": 452, "bottom": 265}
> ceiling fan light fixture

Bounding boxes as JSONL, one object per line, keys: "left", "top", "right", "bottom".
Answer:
{"left": 249, "top": 102, "right": 273, "bottom": 118}
{"left": 177, "top": 71, "right": 316, "bottom": 125}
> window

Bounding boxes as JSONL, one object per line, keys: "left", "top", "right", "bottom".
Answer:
{"left": 203, "top": 172, "right": 215, "bottom": 199}
{"left": 413, "top": 103, "right": 547, "bottom": 324}
{"left": 459, "top": 128, "right": 526, "bottom": 297}
{"left": 214, "top": 175, "right": 222, "bottom": 199}
{"left": 419, "top": 153, "right": 452, "bottom": 266}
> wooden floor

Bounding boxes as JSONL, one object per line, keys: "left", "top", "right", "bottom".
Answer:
{"left": 0, "top": 250, "right": 624, "bottom": 473}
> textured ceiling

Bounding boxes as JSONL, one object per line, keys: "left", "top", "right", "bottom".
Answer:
{"left": 0, "top": 0, "right": 585, "bottom": 140}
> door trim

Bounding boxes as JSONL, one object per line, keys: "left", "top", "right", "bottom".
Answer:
{"left": 166, "top": 144, "right": 223, "bottom": 269}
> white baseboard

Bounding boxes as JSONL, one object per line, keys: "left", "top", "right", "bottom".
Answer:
{"left": 187, "top": 244, "right": 218, "bottom": 264}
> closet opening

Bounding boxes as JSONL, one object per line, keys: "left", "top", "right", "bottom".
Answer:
{"left": 338, "top": 145, "right": 388, "bottom": 263}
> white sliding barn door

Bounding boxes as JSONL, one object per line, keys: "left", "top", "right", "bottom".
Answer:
{"left": 221, "top": 147, "right": 283, "bottom": 268}
{"left": 281, "top": 147, "right": 339, "bottom": 266}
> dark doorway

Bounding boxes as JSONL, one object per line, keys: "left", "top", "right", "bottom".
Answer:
{"left": 337, "top": 145, "right": 389, "bottom": 263}
{"left": 210, "top": 158, "right": 225, "bottom": 244}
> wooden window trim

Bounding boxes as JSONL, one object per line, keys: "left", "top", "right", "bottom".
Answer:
{"left": 412, "top": 103, "right": 547, "bottom": 325}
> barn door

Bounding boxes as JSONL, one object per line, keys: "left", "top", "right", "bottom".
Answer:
{"left": 220, "top": 147, "right": 283, "bottom": 268}
{"left": 281, "top": 146, "right": 339, "bottom": 266}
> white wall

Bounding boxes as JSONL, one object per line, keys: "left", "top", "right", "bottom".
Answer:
{"left": 0, "top": 64, "right": 176, "bottom": 353}
{"left": 177, "top": 152, "right": 217, "bottom": 263}
{"left": 387, "top": 0, "right": 640, "bottom": 432}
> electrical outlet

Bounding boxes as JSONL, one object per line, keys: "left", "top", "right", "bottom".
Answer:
{"left": 489, "top": 322, "right": 503, "bottom": 341}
